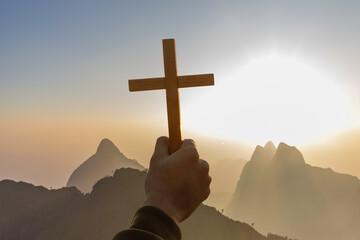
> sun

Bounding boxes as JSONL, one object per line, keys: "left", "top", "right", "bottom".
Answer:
{"left": 181, "top": 52, "right": 353, "bottom": 146}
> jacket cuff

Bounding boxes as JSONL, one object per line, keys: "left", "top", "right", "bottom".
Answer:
{"left": 131, "top": 206, "right": 182, "bottom": 240}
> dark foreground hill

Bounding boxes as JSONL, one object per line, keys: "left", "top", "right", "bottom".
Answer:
{"left": 66, "top": 138, "right": 144, "bottom": 193}
{"left": 0, "top": 168, "right": 287, "bottom": 240}
{"left": 227, "top": 142, "right": 360, "bottom": 240}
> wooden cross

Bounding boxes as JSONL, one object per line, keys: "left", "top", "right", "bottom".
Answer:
{"left": 128, "top": 39, "right": 214, "bottom": 154}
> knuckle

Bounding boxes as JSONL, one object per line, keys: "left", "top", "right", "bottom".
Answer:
{"left": 182, "top": 139, "right": 197, "bottom": 148}
{"left": 203, "top": 187, "right": 210, "bottom": 201}
{"left": 183, "top": 138, "right": 195, "bottom": 144}
{"left": 207, "top": 175, "right": 212, "bottom": 185}
{"left": 187, "top": 147, "right": 199, "bottom": 161}
{"left": 199, "top": 159, "right": 210, "bottom": 173}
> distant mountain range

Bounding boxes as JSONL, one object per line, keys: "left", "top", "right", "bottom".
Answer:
{"left": 66, "top": 138, "right": 144, "bottom": 193}
{"left": 0, "top": 168, "right": 287, "bottom": 240}
{"left": 227, "top": 142, "right": 360, "bottom": 240}
{"left": 2, "top": 137, "right": 358, "bottom": 240}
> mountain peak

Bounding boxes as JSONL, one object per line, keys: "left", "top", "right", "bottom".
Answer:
{"left": 264, "top": 141, "right": 276, "bottom": 151}
{"left": 274, "top": 142, "right": 305, "bottom": 165}
{"left": 229, "top": 140, "right": 360, "bottom": 240}
{"left": 250, "top": 145, "right": 264, "bottom": 161}
{"left": 264, "top": 141, "right": 276, "bottom": 156}
{"left": 66, "top": 138, "right": 144, "bottom": 193}
{"left": 250, "top": 141, "right": 276, "bottom": 163}
{"left": 96, "top": 138, "right": 119, "bottom": 154}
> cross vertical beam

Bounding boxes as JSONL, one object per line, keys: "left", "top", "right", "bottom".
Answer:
{"left": 128, "top": 39, "right": 214, "bottom": 154}
{"left": 163, "top": 39, "right": 182, "bottom": 153}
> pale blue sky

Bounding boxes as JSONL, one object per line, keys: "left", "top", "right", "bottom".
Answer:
{"left": 1, "top": 0, "right": 359, "bottom": 116}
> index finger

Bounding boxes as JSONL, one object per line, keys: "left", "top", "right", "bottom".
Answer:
{"left": 176, "top": 139, "right": 200, "bottom": 162}
{"left": 180, "top": 139, "right": 197, "bottom": 149}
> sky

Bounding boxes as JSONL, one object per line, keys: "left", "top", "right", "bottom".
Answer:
{"left": 1, "top": 0, "right": 359, "bottom": 188}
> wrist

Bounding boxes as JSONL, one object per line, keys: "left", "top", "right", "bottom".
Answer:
{"left": 142, "top": 195, "right": 181, "bottom": 223}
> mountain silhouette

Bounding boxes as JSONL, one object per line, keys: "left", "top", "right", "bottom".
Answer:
{"left": 0, "top": 168, "right": 288, "bottom": 240}
{"left": 227, "top": 142, "right": 360, "bottom": 240}
{"left": 66, "top": 138, "right": 144, "bottom": 193}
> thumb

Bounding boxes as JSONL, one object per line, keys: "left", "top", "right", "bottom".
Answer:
{"left": 150, "top": 136, "right": 170, "bottom": 164}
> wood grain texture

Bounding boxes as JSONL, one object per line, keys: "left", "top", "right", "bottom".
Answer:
{"left": 128, "top": 77, "right": 165, "bottom": 91}
{"left": 178, "top": 74, "right": 214, "bottom": 88}
{"left": 163, "top": 39, "right": 182, "bottom": 154}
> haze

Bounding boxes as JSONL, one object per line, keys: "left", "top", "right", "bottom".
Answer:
{"left": 1, "top": 0, "right": 359, "bottom": 189}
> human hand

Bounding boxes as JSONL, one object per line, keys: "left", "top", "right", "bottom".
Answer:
{"left": 143, "top": 136, "right": 211, "bottom": 223}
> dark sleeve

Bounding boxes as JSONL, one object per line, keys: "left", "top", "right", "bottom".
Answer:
{"left": 113, "top": 206, "right": 182, "bottom": 240}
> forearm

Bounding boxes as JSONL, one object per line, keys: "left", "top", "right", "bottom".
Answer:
{"left": 113, "top": 206, "right": 182, "bottom": 240}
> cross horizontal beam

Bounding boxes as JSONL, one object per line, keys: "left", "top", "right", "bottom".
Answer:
{"left": 128, "top": 39, "right": 214, "bottom": 153}
{"left": 128, "top": 73, "right": 214, "bottom": 92}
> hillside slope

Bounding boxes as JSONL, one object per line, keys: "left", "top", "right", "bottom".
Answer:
{"left": 1, "top": 168, "right": 286, "bottom": 240}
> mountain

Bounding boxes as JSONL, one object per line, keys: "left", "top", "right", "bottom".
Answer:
{"left": 204, "top": 158, "right": 247, "bottom": 210}
{"left": 0, "top": 168, "right": 288, "bottom": 240}
{"left": 66, "top": 138, "right": 144, "bottom": 193}
{"left": 227, "top": 142, "right": 360, "bottom": 240}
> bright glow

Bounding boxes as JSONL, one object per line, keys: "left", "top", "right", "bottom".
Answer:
{"left": 182, "top": 52, "right": 353, "bottom": 146}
